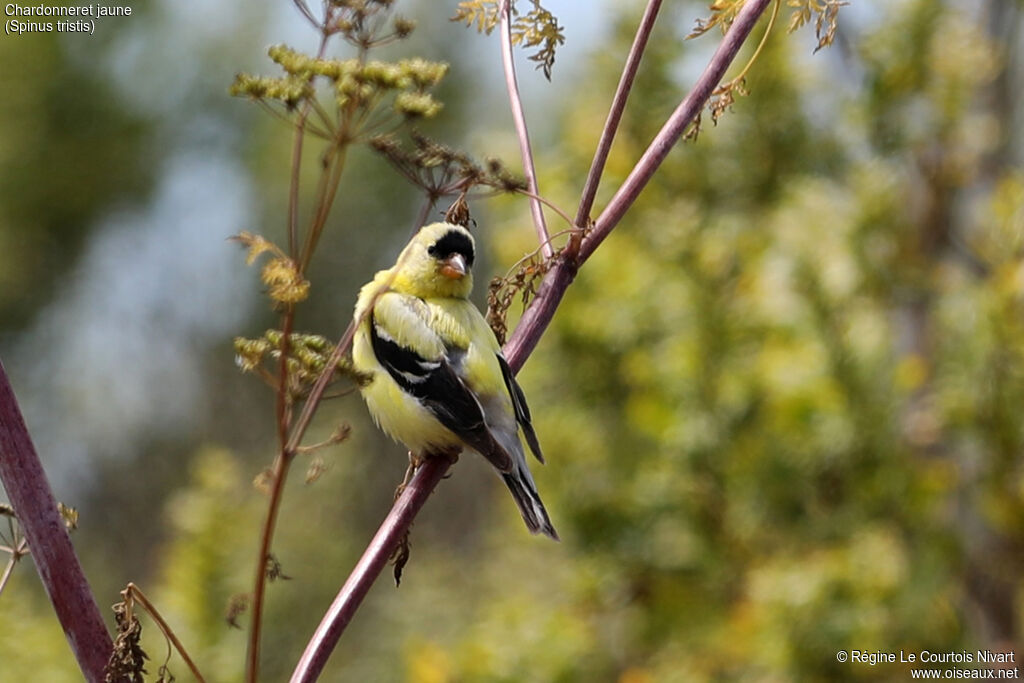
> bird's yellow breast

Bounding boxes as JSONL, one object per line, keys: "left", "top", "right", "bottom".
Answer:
{"left": 352, "top": 315, "right": 462, "bottom": 452}
{"left": 351, "top": 292, "right": 512, "bottom": 453}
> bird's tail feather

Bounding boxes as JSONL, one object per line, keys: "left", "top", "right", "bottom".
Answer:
{"left": 501, "top": 466, "right": 559, "bottom": 540}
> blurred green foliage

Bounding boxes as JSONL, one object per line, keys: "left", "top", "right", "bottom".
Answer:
{"left": 0, "top": 31, "right": 152, "bottom": 330}
{"left": 3, "top": 0, "right": 1024, "bottom": 681}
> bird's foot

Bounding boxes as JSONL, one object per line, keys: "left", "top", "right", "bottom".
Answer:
{"left": 393, "top": 451, "right": 421, "bottom": 502}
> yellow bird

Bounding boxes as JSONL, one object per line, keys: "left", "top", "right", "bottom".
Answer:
{"left": 353, "top": 222, "right": 557, "bottom": 539}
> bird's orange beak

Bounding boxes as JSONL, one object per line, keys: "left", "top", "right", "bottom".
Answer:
{"left": 440, "top": 253, "right": 468, "bottom": 279}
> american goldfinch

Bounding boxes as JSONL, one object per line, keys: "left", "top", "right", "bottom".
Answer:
{"left": 353, "top": 221, "right": 557, "bottom": 539}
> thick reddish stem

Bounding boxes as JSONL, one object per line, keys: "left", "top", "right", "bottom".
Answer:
{"left": 290, "top": 457, "right": 451, "bottom": 683}
{"left": 0, "top": 360, "right": 113, "bottom": 682}
{"left": 503, "top": 259, "right": 576, "bottom": 373}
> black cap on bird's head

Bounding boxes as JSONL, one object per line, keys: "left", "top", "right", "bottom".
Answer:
{"left": 426, "top": 223, "right": 475, "bottom": 280}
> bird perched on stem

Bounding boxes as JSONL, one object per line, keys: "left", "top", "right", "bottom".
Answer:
{"left": 352, "top": 221, "right": 557, "bottom": 539}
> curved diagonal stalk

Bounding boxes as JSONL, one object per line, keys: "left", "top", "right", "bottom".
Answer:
{"left": 125, "top": 583, "right": 207, "bottom": 683}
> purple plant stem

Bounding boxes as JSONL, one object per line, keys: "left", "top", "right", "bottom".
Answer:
{"left": 575, "top": 0, "right": 664, "bottom": 228}
{"left": 411, "top": 195, "right": 437, "bottom": 235}
{"left": 247, "top": 16, "right": 339, "bottom": 682}
{"left": 289, "top": 456, "right": 451, "bottom": 683}
{"left": 0, "top": 360, "right": 113, "bottom": 682}
{"left": 500, "top": 0, "right": 553, "bottom": 259}
{"left": 289, "top": 2, "right": 774, "bottom": 679}
{"left": 508, "top": 0, "right": 774, "bottom": 363}
{"left": 502, "top": 260, "right": 576, "bottom": 373}
{"left": 579, "top": 0, "right": 773, "bottom": 262}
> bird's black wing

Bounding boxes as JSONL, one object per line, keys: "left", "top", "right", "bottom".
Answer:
{"left": 369, "top": 311, "right": 514, "bottom": 472}
{"left": 496, "top": 354, "right": 544, "bottom": 464}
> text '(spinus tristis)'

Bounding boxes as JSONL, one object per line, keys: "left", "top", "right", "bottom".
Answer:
{"left": 353, "top": 222, "right": 557, "bottom": 539}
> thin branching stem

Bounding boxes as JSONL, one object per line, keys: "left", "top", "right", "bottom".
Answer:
{"left": 291, "top": 0, "right": 318, "bottom": 29}
{"left": 125, "top": 583, "right": 208, "bottom": 683}
{"left": 501, "top": 227, "right": 577, "bottom": 276}
{"left": 412, "top": 194, "right": 438, "bottom": 235}
{"left": 301, "top": 144, "right": 350, "bottom": 269}
{"left": 575, "top": 0, "right": 663, "bottom": 228}
{"left": 0, "top": 537, "right": 28, "bottom": 596}
{"left": 297, "top": 43, "right": 342, "bottom": 270}
{"left": 513, "top": 188, "right": 576, "bottom": 230}
{"left": 288, "top": 125, "right": 306, "bottom": 259}
{"left": 247, "top": 13, "right": 336, "bottom": 682}
{"left": 258, "top": 101, "right": 331, "bottom": 140}
{"left": 499, "top": 0, "right": 553, "bottom": 258}
{"left": 277, "top": 312, "right": 296, "bottom": 451}
{"left": 247, "top": 321, "right": 295, "bottom": 683}
{"left": 287, "top": 30, "right": 332, "bottom": 257}
{"left": 300, "top": 144, "right": 343, "bottom": 264}
{"left": 725, "top": 0, "right": 780, "bottom": 86}
{"left": 309, "top": 98, "right": 338, "bottom": 136}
